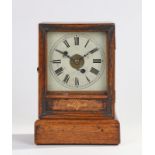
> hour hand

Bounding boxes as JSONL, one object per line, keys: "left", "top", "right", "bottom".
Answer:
{"left": 83, "top": 48, "right": 98, "bottom": 58}
{"left": 55, "top": 49, "right": 71, "bottom": 58}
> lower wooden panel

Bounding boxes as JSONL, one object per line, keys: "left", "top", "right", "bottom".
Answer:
{"left": 49, "top": 99, "right": 105, "bottom": 111}
{"left": 35, "top": 119, "right": 120, "bottom": 144}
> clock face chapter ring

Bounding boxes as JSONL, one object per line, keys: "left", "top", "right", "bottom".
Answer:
{"left": 48, "top": 33, "right": 106, "bottom": 90}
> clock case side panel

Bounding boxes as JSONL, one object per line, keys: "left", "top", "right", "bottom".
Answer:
{"left": 38, "top": 24, "right": 115, "bottom": 119}
{"left": 106, "top": 24, "right": 115, "bottom": 118}
{"left": 38, "top": 25, "right": 47, "bottom": 117}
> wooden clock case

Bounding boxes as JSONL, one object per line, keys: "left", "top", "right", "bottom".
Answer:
{"left": 35, "top": 23, "right": 120, "bottom": 144}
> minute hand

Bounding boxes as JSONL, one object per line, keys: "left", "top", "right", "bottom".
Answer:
{"left": 55, "top": 49, "right": 71, "bottom": 59}
{"left": 83, "top": 48, "right": 98, "bottom": 57}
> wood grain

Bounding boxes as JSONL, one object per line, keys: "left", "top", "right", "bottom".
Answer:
{"left": 35, "top": 119, "right": 120, "bottom": 144}
{"left": 49, "top": 99, "right": 105, "bottom": 111}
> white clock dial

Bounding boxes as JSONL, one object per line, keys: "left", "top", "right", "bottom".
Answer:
{"left": 47, "top": 32, "right": 107, "bottom": 91}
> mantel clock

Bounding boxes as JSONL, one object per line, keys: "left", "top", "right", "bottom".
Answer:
{"left": 35, "top": 23, "right": 120, "bottom": 144}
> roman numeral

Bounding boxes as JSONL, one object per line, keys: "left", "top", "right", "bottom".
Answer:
{"left": 51, "top": 60, "right": 61, "bottom": 63}
{"left": 90, "top": 67, "right": 99, "bottom": 75}
{"left": 90, "top": 48, "right": 98, "bottom": 54}
{"left": 84, "top": 40, "right": 89, "bottom": 48}
{"left": 55, "top": 67, "right": 63, "bottom": 76}
{"left": 63, "top": 74, "right": 70, "bottom": 83}
{"left": 63, "top": 40, "right": 70, "bottom": 48}
{"left": 93, "top": 59, "right": 101, "bottom": 63}
{"left": 85, "top": 75, "right": 90, "bottom": 83}
{"left": 75, "top": 77, "right": 79, "bottom": 86}
{"left": 74, "top": 36, "right": 79, "bottom": 45}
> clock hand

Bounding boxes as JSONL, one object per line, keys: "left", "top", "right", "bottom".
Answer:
{"left": 55, "top": 49, "right": 71, "bottom": 58}
{"left": 83, "top": 48, "right": 99, "bottom": 58}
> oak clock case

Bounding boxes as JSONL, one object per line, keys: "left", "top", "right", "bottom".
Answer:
{"left": 35, "top": 24, "right": 120, "bottom": 145}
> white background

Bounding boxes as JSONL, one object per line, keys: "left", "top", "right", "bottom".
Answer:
{"left": 12, "top": 0, "right": 141, "bottom": 155}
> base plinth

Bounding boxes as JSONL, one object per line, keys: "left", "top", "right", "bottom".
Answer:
{"left": 35, "top": 119, "right": 120, "bottom": 144}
